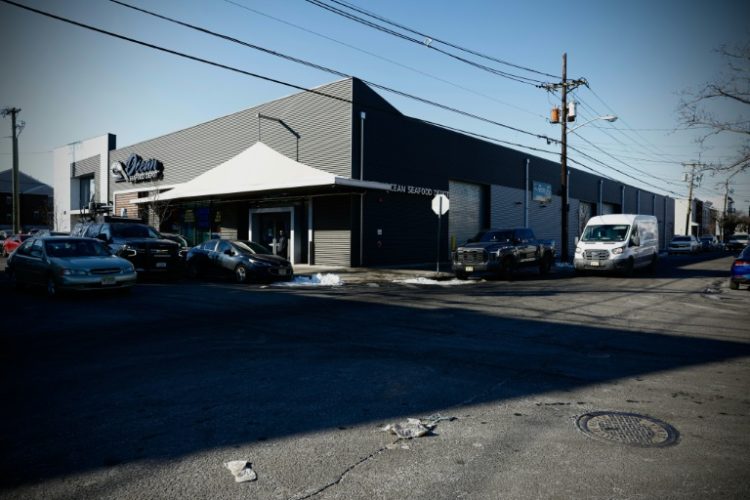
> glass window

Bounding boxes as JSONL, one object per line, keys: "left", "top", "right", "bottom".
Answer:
{"left": 216, "top": 240, "right": 232, "bottom": 254}
{"left": 84, "top": 224, "right": 102, "bottom": 238}
{"left": 582, "top": 225, "right": 630, "bottom": 242}
{"left": 201, "top": 240, "right": 218, "bottom": 251}
{"left": 15, "top": 239, "right": 34, "bottom": 256}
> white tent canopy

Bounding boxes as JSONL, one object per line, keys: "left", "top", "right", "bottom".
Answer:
{"left": 132, "top": 142, "right": 390, "bottom": 203}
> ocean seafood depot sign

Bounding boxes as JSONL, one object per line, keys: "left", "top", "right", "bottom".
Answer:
{"left": 111, "top": 154, "right": 164, "bottom": 183}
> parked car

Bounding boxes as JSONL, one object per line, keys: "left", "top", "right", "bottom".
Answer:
{"left": 699, "top": 235, "right": 720, "bottom": 252}
{"left": 726, "top": 233, "right": 749, "bottom": 252}
{"left": 668, "top": 235, "right": 700, "bottom": 254}
{"left": 2, "top": 234, "right": 30, "bottom": 257}
{"left": 71, "top": 218, "right": 181, "bottom": 276}
{"left": 729, "top": 245, "right": 750, "bottom": 290}
{"left": 186, "top": 239, "right": 293, "bottom": 283}
{"left": 574, "top": 214, "right": 659, "bottom": 275}
{"left": 452, "top": 227, "right": 556, "bottom": 279}
{"left": 6, "top": 236, "right": 137, "bottom": 296}
{"left": 159, "top": 232, "right": 190, "bottom": 259}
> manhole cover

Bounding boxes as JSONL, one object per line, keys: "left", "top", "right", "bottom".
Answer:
{"left": 576, "top": 411, "right": 679, "bottom": 447}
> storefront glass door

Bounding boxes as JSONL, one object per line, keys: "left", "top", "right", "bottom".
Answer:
{"left": 258, "top": 212, "right": 291, "bottom": 259}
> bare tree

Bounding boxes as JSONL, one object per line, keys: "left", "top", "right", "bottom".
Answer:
{"left": 678, "top": 42, "right": 750, "bottom": 172}
{"left": 140, "top": 181, "right": 175, "bottom": 231}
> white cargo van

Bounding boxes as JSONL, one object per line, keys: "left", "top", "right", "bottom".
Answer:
{"left": 574, "top": 214, "right": 659, "bottom": 275}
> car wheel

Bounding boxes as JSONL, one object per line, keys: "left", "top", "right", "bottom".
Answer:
{"left": 455, "top": 271, "right": 468, "bottom": 280}
{"left": 186, "top": 261, "right": 200, "bottom": 279}
{"left": 500, "top": 257, "right": 514, "bottom": 280}
{"left": 8, "top": 269, "right": 23, "bottom": 290}
{"left": 539, "top": 255, "right": 552, "bottom": 275}
{"left": 46, "top": 276, "right": 58, "bottom": 297}
{"left": 234, "top": 264, "right": 248, "bottom": 283}
{"left": 729, "top": 280, "right": 739, "bottom": 290}
{"left": 623, "top": 258, "right": 635, "bottom": 277}
{"left": 647, "top": 255, "right": 658, "bottom": 274}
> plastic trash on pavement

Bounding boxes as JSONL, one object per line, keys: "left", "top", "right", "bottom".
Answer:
{"left": 224, "top": 460, "right": 257, "bottom": 483}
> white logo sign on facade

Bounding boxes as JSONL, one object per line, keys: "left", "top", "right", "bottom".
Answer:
{"left": 111, "top": 153, "right": 164, "bottom": 183}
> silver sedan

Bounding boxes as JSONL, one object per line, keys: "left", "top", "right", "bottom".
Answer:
{"left": 6, "top": 236, "right": 137, "bottom": 296}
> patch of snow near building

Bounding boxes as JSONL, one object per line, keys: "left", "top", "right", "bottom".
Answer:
{"left": 395, "top": 277, "right": 475, "bottom": 286}
{"left": 273, "top": 273, "right": 343, "bottom": 287}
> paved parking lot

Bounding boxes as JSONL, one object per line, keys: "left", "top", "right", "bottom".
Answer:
{"left": 1, "top": 253, "right": 749, "bottom": 499}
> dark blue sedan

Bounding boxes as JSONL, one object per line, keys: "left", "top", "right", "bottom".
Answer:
{"left": 729, "top": 245, "right": 750, "bottom": 290}
{"left": 185, "top": 239, "right": 293, "bottom": 283}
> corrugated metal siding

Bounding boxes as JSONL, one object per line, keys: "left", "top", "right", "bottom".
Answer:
{"left": 602, "top": 203, "right": 616, "bottom": 215}
{"left": 72, "top": 154, "right": 99, "bottom": 177}
{"left": 110, "top": 79, "right": 353, "bottom": 197}
{"left": 490, "top": 185, "right": 524, "bottom": 228}
{"left": 314, "top": 196, "right": 351, "bottom": 266}
{"left": 449, "top": 180, "right": 484, "bottom": 247}
{"left": 529, "top": 195, "right": 578, "bottom": 255}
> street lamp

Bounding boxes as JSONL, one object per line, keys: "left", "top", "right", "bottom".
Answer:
{"left": 556, "top": 113, "right": 617, "bottom": 262}
{"left": 569, "top": 114, "right": 617, "bottom": 133}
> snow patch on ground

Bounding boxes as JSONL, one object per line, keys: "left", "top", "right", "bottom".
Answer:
{"left": 394, "top": 277, "right": 475, "bottom": 286}
{"left": 272, "top": 273, "right": 344, "bottom": 287}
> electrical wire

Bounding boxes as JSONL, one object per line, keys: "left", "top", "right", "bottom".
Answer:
{"left": 222, "top": 0, "right": 547, "bottom": 120}
{"left": 311, "top": 0, "right": 559, "bottom": 79}
{"left": 300, "top": 0, "right": 547, "bottom": 86}
{"left": 1, "top": 0, "right": 682, "bottom": 199}
{"left": 108, "top": 0, "right": 554, "bottom": 142}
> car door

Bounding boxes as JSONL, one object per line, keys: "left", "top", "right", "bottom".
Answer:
{"left": 519, "top": 229, "right": 536, "bottom": 263}
{"left": 213, "top": 240, "right": 238, "bottom": 277}
{"left": 26, "top": 239, "right": 49, "bottom": 285}
{"left": 10, "top": 239, "right": 35, "bottom": 282}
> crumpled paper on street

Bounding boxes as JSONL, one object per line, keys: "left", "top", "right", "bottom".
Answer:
{"left": 224, "top": 460, "right": 257, "bottom": 483}
{"left": 382, "top": 415, "right": 456, "bottom": 439}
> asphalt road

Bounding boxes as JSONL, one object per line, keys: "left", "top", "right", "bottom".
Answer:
{"left": 1, "top": 253, "right": 749, "bottom": 499}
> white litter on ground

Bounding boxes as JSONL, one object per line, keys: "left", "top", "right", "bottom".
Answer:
{"left": 394, "top": 277, "right": 475, "bottom": 286}
{"left": 224, "top": 460, "right": 257, "bottom": 483}
{"left": 272, "top": 273, "right": 344, "bottom": 287}
{"left": 382, "top": 415, "right": 457, "bottom": 439}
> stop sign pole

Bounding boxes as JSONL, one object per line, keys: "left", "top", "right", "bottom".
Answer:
{"left": 431, "top": 194, "right": 449, "bottom": 273}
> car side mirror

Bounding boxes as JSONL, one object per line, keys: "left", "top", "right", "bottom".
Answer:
{"left": 224, "top": 249, "right": 233, "bottom": 256}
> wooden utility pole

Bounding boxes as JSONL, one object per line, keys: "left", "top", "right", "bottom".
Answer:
{"left": 2, "top": 107, "right": 22, "bottom": 234}
{"left": 560, "top": 54, "right": 569, "bottom": 262}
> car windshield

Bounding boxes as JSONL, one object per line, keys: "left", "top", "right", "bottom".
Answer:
{"left": 233, "top": 240, "right": 272, "bottom": 255}
{"left": 45, "top": 239, "right": 111, "bottom": 257}
{"left": 731, "top": 234, "right": 748, "bottom": 241}
{"left": 469, "top": 230, "right": 515, "bottom": 243}
{"left": 111, "top": 224, "right": 160, "bottom": 238}
{"left": 581, "top": 224, "right": 630, "bottom": 242}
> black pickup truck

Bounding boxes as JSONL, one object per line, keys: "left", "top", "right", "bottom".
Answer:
{"left": 452, "top": 228, "right": 556, "bottom": 279}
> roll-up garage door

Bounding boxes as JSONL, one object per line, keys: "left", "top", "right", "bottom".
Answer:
{"left": 313, "top": 196, "right": 351, "bottom": 266}
{"left": 449, "top": 180, "right": 484, "bottom": 247}
{"left": 601, "top": 203, "right": 616, "bottom": 215}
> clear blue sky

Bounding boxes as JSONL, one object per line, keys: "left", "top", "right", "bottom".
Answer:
{"left": 1, "top": 0, "right": 748, "bottom": 210}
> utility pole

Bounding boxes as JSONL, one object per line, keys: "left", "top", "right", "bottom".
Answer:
{"left": 2, "top": 107, "right": 22, "bottom": 234}
{"left": 543, "top": 54, "right": 587, "bottom": 262}
{"left": 683, "top": 163, "right": 703, "bottom": 236}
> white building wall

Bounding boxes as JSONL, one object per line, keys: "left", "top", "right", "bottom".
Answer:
{"left": 52, "top": 135, "right": 115, "bottom": 231}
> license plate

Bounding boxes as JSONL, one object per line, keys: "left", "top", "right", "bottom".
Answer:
{"left": 101, "top": 276, "right": 116, "bottom": 285}
{"left": 155, "top": 262, "right": 167, "bottom": 268}
{"left": 465, "top": 266, "right": 474, "bottom": 272}
{"left": 590, "top": 261, "right": 599, "bottom": 267}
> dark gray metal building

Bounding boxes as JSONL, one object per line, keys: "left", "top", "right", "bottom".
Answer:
{"left": 53, "top": 78, "right": 675, "bottom": 266}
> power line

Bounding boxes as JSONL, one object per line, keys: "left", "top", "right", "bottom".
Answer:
{"left": 222, "top": 0, "right": 547, "bottom": 120}
{"left": 300, "top": 0, "right": 547, "bottom": 86}
{"left": 308, "top": 0, "right": 558, "bottom": 79}
{"left": 1, "top": 0, "right": 681, "bottom": 200}
{"left": 108, "top": 0, "right": 554, "bottom": 142}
